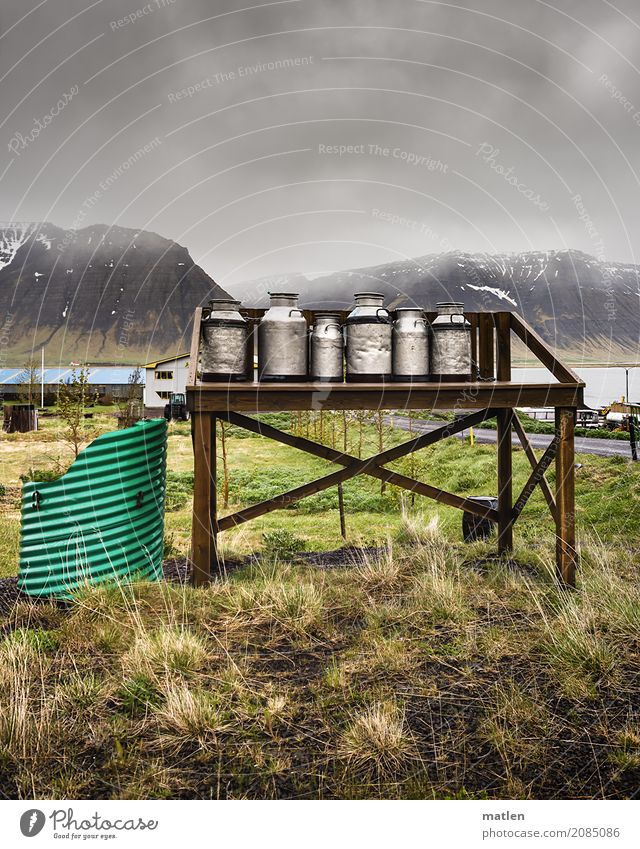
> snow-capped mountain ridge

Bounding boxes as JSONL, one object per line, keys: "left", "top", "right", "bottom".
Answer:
{"left": 229, "top": 249, "right": 640, "bottom": 360}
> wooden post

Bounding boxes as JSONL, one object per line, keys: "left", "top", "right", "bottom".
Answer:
{"left": 496, "top": 312, "right": 513, "bottom": 553}
{"left": 478, "top": 314, "right": 495, "bottom": 380}
{"left": 555, "top": 407, "right": 578, "bottom": 587}
{"left": 337, "top": 483, "right": 347, "bottom": 539}
{"left": 495, "top": 312, "right": 511, "bottom": 382}
{"left": 190, "top": 411, "right": 217, "bottom": 586}
{"left": 497, "top": 409, "right": 513, "bottom": 553}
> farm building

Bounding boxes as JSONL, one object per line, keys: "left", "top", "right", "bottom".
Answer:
{"left": 143, "top": 353, "right": 190, "bottom": 409}
{"left": 0, "top": 366, "right": 144, "bottom": 403}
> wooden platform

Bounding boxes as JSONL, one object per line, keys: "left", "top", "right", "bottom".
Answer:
{"left": 186, "top": 309, "right": 585, "bottom": 589}
{"left": 187, "top": 380, "right": 583, "bottom": 412}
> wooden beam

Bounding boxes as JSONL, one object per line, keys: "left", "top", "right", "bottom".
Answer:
{"left": 513, "top": 414, "right": 557, "bottom": 519}
{"left": 215, "top": 409, "right": 500, "bottom": 530}
{"left": 497, "top": 408, "right": 513, "bottom": 552}
{"left": 187, "top": 382, "right": 584, "bottom": 413}
{"left": 496, "top": 312, "right": 511, "bottom": 382}
{"left": 555, "top": 407, "right": 578, "bottom": 587}
{"left": 219, "top": 408, "right": 496, "bottom": 469}
{"left": 512, "top": 435, "right": 559, "bottom": 521}
{"left": 468, "top": 313, "right": 479, "bottom": 378}
{"left": 187, "top": 307, "right": 202, "bottom": 387}
{"left": 510, "top": 313, "right": 581, "bottom": 385}
{"left": 190, "top": 412, "right": 216, "bottom": 586}
{"left": 478, "top": 313, "right": 495, "bottom": 380}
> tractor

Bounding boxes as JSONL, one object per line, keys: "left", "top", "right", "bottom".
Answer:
{"left": 163, "top": 392, "right": 190, "bottom": 421}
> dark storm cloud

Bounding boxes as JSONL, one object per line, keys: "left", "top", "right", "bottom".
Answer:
{"left": 1, "top": 0, "right": 640, "bottom": 284}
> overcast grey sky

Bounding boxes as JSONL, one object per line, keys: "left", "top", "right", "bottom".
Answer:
{"left": 1, "top": 0, "right": 640, "bottom": 287}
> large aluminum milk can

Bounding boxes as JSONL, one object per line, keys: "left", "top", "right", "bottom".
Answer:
{"left": 257, "top": 293, "right": 308, "bottom": 381}
{"left": 345, "top": 292, "right": 392, "bottom": 382}
{"left": 201, "top": 299, "right": 249, "bottom": 382}
{"left": 392, "top": 307, "right": 429, "bottom": 381}
{"left": 310, "top": 313, "right": 344, "bottom": 382}
{"left": 430, "top": 302, "right": 472, "bottom": 381}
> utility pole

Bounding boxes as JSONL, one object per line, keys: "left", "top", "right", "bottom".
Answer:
{"left": 626, "top": 367, "right": 630, "bottom": 404}
{"left": 41, "top": 347, "right": 44, "bottom": 408}
{"left": 624, "top": 367, "right": 638, "bottom": 460}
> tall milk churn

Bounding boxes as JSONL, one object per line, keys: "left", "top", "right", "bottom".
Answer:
{"left": 392, "top": 307, "right": 429, "bottom": 381}
{"left": 310, "top": 313, "right": 344, "bottom": 382}
{"left": 345, "top": 292, "right": 392, "bottom": 382}
{"left": 201, "top": 299, "right": 249, "bottom": 382}
{"left": 430, "top": 302, "right": 472, "bottom": 381}
{"left": 257, "top": 293, "right": 308, "bottom": 381}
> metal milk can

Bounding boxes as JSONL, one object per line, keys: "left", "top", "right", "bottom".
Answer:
{"left": 345, "top": 292, "right": 392, "bottom": 382}
{"left": 310, "top": 312, "right": 344, "bottom": 382}
{"left": 392, "top": 307, "right": 429, "bottom": 381}
{"left": 430, "top": 301, "right": 472, "bottom": 381}
{"left": 201, "top": 299, "right": 249, "bottom": 382}
{"left": 257, "top": 292, "right": 308, "bottom": 381}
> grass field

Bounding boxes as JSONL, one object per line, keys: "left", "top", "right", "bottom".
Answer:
{"left": 0, "top": 412, "right": 639, "bottom": 799}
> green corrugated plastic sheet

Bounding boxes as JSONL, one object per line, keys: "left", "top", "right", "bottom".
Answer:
{"left": 18, "top": 418, "right": 168, "bottom": 598}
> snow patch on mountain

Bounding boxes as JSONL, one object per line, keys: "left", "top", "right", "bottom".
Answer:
{"left": 466, "top": 283, "right": 517, "bottom": 306}
{"left": 0, "top": 223, "right": 53, "bottom": 270}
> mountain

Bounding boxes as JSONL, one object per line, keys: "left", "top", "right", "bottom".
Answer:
{"left": 229, "top": 250, "right": 640, "bottom": 361}
{"left": 0, "top": 222, "right": 230, "bottom": 366}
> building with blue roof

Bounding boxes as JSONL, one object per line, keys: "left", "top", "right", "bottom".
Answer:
{"left": 0, "top": 366, "right": 145, "bottom": 403}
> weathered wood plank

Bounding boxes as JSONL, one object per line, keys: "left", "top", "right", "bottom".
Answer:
{"left": 556, "top": 407, "right": 578, "bottom": 587}
{"left": 215, "top": 409, "right": 500, "bottom": 530}
{"left": 510, "top": 313, "right": 581, "bottom": 385}
{"left": 190, "top": 412, "right": 215, "bottom": 586}
{"left": 218, "top": 408, "right": 496, "bottom": 466}
{"left": 496, "top": 312, "right": 512, "bottom": 382}
{"left": 468, "top": 313, "right": 479, "bottom": 378}
{"left": 513, "top": 413, "right": 557, "bottom": 519}
{"left": 512, "top": 435, "right": 559, "bottom": 521}
{"left": 478, "top": 313, "right": 495, "bottom": 380}
{"left": 497, "top": 408, "right": 513, "bottom": 552}
{"left": 187, "top": 307, "right": 202, "bottom": 387}
{"left": 188, "top": 383, "right": 583, "bottom": 412}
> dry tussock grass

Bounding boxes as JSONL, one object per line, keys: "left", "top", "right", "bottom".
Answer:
{"left": 1, "top": 523, "right": 639, "bottom": 799}
{"left": 154, "top": 684, "right": 224, "bottom": 747}
{"left": 338, "top": 700, "right": 417, "bottom": 778}
{"left": 123, "top": 629, "right": 210, "bottom": 680}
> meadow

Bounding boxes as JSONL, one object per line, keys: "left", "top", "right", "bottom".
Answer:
{"left": 0, "top": 411, "right": 639, "bottom": 799}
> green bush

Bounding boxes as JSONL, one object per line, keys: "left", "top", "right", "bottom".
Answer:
{"left": 262, "top": 529, "right": 306, "bottom": 560}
